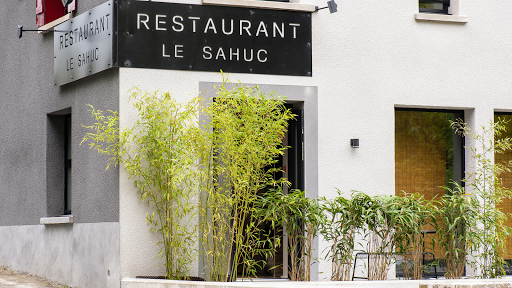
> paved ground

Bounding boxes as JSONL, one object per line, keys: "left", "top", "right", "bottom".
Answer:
{"left": 0, "top": 266, "right": 66, "bottom": 288}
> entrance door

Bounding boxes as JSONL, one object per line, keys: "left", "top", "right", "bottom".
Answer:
{"left": 247, "top": 107, "right": 305, "bottom": 279}
{"left": 288, "top": 109, "right": 305, "bottom": 192}
{"left": 272, "top": 108, "right": 304, "bottom": 279}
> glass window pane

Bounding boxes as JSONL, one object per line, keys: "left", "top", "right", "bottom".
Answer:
{"left": 420, "top": 3, "right": 444, "bottom": 9}
{"left": 65, "top": 115, "right": 72, "bottom": 214}
{"left": 395, "top": 110, "right": 464, "bottom": 200}
{"left": 495, "top": 114, "right": 512, "bottom": 263}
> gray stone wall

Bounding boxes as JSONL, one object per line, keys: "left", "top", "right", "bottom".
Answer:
{"left": 0, "top": 0, "right": 119, "bottom": 225}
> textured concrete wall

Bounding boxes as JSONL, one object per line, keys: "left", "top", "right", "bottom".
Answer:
{"left": 0, "top": 222, "right": 120, "bottom": 288}
{"left": 0, "top": 0, "right": 119, "bottom": 225}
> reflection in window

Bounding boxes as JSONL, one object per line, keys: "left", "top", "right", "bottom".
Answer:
{"left": 395, "top": 109, "right": 464, "bottom": 200}
{"left": 420, "top": 3, "right": 443, "bottom": 9}
{"left": 495, "top": 114, "right": 512, "bottom": 264}
{"left": 65, "top": 114, "right": 72, "bottom": 215}
{"left": 419, "top": 0, "right": 449, "bottom": 14}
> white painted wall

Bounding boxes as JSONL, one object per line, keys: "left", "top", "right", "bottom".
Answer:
{"left": 119, "top": 0, "right": 512, "bottom": 281}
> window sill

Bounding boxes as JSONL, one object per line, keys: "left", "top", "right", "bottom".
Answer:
{"left": 202, "top": 0, "right": 316, "bottom": 12}
{"left": 415, "top": 13, "right": 468, "bottom": 23}
{"left": 38, "top": 13, "right": 73, "bottom": 34}
{"left": 40, "top": 215, "right": 73, "bottom": 225}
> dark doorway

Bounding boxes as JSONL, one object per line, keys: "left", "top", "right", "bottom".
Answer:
{"left": 240, "top": 105, "right": 305, "bottom": 279}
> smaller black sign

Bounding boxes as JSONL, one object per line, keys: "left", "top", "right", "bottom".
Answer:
{"left": 117, "top": 1, "right": 312, "bottom": 76}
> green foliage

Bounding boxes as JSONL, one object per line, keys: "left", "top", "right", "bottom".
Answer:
{"left": 321, "top": 191, "right": 432, "bottom": 281}
{"left": 392, "top": 192, "right": 432, "bottom": 280}
{"left": 255, "top": 188, "right": 323, "bottom": 281}
{"left": 450, "top": 118, "right": 512, "bottom": 278}
{"left": 432, "top": 182, "right": 479, "bottom": 279}
{"left": 320, "top": 191, "right": 370, "bottom": 281}
{"left": 80, "top": 86, "right": 512, "bottom": 282}
{"left": 364, "top": 194, "right": 428, "bottom": 280}
{"left": 82, "top": 89, "right": 204, "bottom": 280}
{"left": 199, "top": 78, "right": 295, "bottom": 282}
{"left": 83, "top": 78, "right": 296, "bottom": 282}
{"left": 81, "top": 105, "right": 120, "bottom": 170}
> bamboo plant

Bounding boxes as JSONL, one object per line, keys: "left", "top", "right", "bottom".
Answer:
{"left": 392, "top": 192, "right": 432, "bottom": 280}
{"left": 320, "top": 191, "right": 370, "bottom": 281}
{"left": 82, "top": 89, "right": 204, "bottom": 280}
{"left": 449, "top": 118, "right": 512, "bottom": 278}
{"left": 432, "top": 183, "right": 478, "bottom": 279}
{"left": 255, "top": 188, "right": 323, "bottom": 281}
{"left": 199, "top": 78, "right": 295, "bottom": 281}
{"left": 322, "top": 191, "right": 433, "bottom": 281}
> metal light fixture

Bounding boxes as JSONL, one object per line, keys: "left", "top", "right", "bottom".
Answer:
{"left": 350, "top": 139, "right": 359, "bottom": 148}
{"left": 316, "top": 0, "right": 338, "bottom": 13}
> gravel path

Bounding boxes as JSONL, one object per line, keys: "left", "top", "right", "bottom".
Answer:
{"left": 0, "top": 266, "right": 66, "bottom": 288}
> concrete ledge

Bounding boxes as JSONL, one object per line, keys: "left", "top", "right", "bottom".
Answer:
{"left": 38, "top": 13, "right": 73, "bottom": 34}
{"left": 202, "top": 0, "right": 316, "bottom": 12}
{"left": 40, "top": 215, "right": 73, "bottom": 224}
{"left": 415, "top": 13, "right": 468, "bottom": 23}
{"left": 419, "top": 281, "right": 512, "bottom": 288}
{"left": 38, "top": 13, "right": 73, "bottom": 33}
{"left": 122, "top": 278, "right": 512, "bottom": 288}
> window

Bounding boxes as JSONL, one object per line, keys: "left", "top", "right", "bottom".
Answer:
{"left": 47, "top": 109, "right": 72, "bottom": 216}
{"left": 419, "top": 0, "right": 449, "bottom": 14}
{"left": 395, "top": 109, "right": 464, "bottom": 200}
{"left": 495, "top": 113, "right": 512, "bottom": 269}
{"left": 36, "top": 0, "right": 77, "bottom": 28}
{"left": 395, "top": 109, "right": 464, "bottom": 272}
{"left": 64, "top": 114, "right": 72, "bottom": 214}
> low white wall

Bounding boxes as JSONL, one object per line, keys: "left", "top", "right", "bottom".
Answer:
{"left": 121, "top": 278, "right": 512, "bottom": 288}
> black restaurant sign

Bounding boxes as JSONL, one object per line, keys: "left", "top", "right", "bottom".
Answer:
{"left": 117, "top": 1, "right": 312, "bottom": 76}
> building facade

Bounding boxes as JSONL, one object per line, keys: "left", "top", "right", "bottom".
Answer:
{"left": 1, "top": 0, "right": 512, "bottom": 287}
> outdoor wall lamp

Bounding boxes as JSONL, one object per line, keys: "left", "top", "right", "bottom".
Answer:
{"left": 350, "top": 139, "right": 359, "bottom": 148}
{"left": 315, "top": 0, "right": 338, "bottom": 13}
{"left": 17, "top": 25, "right": 70, "bottom": 39}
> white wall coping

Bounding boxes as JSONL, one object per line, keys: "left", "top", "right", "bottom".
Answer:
{"left": 38, "top": 13, "right": 73, "bottom": 34}
{"left": 40, "top": 215, "right": 73, "bottom": 225}
{"left": 415, "top": 13, "right": 468, "bottom": 23}
{"left": 202, "top": 0, "right": 316, "bottom": 12}
{"left": 121, "top": 278, "right": 512, "bottom": 288}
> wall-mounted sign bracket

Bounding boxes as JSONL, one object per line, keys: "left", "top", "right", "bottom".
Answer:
{"left": 17, "top": 25, "right": 70, "bottom": 39}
